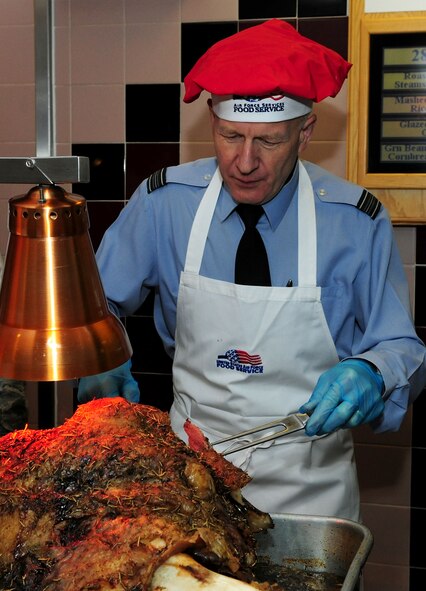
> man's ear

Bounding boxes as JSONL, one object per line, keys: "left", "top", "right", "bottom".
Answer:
{"left": 207, "top": 98, "right": 215, "bottom": 124}
{"left": 299, "top": 113, "right": 317, "bottom": 153}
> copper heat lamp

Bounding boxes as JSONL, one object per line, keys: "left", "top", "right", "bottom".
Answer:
{"left": 0, "top": 182, "right": 132, "bottom": 381}
{"left": 0, "top": 0, "right": 132, "bottom": 381}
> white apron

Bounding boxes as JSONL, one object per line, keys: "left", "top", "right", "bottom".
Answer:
{"left": 170, "top": 162, "right": 360, "bottom": 521}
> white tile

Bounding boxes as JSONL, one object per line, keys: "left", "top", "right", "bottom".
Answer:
{"left": 181, "top": 0, "right": 238, "bottom": 22}
{"left": 404, "top": 264, "right": 415, "bottom": 317}
{"left": 180, "top": 142, "right": 215, "bottom": 164}
{"left": 71, "top": 25, "right": 124, "bottom": 85}
{"left": 0, "top": 25, "right": 34, "bottom": 84}
{"left": 302, "top": 141, "right": 347, "bottom": 178}
{"left": 56, "top": 85, "right": 71, "bottom": 144}
{"left": 180, "top": 86, "right": 212, "bottom": 142}
{"left": 353, "top": 407, "right": 413, "bottom": 447}
{"left": 312, "top": 82, "right": 348, "bottom": 142}
{"left": 125, "top": 0, "right": 180, "bottom": 23}
{"left": 55, "top": 25, "right": 71, "bottom": 86}
{"left": 355, "top": 443, "right": 411, "bottom": 506}
{"left": 393, "top": 226, "right": 416, "bottom": 265}
{"left": 0, "top": 87, "right": 35, "bottom": 143}
{"left": 71, "top": 85, "right": 125, "bottom": 143}
{"left": 361, "top": 504, "right": 410, "bottom": 567}
{"left": 71, "top": 0, "right": 124, "bottom": 25}
{"left": 54, "top": 0, "right": 70, "bottom": 28}
{"left": 363, "top": 563, "right": 409, "bottom": 591}
{"left": 0, "top": 0, "right": 33, "bottom": 25}
{"left": 125, "top": 23, "right": 180, "bottom": 83}
{"left": 0, "top": 143, "right": 36, "bottom": 158}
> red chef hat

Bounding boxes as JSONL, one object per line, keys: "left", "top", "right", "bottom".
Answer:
{"left": 183, "top": 19, "right": 352, "bottom": 122}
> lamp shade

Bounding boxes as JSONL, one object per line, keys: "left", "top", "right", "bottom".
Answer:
{"left": 0, "top": 184, "right": 132, "bottom": 381}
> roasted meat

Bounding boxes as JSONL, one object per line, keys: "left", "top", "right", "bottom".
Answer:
{"left": 0, "top": 398, "right": 273, "bottom": 591}
{"left": 184, "top": 418, "right": 252, "bottom": 491}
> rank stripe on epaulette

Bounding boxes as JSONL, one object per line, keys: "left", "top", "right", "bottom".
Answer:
{"left": 147, "top": 168, "right": 167, "bottom": 194}
{"left": 357, "top": 189, "right": 381, "bottom": 220}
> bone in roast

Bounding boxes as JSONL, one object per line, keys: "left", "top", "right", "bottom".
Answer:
{"left": 0, "top": 397, "right": 279, "bottom": 591}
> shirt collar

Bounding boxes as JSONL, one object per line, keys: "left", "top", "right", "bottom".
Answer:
{"left": 217, "top": 161, "right": 299, "bottom": 230}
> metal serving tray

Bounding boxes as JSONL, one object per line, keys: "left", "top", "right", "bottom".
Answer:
{"left": 255, "top": 513, "right": 373, "bottom": 591}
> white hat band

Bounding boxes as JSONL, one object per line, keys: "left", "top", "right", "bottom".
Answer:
{"left": 211, "top": 94, "right": 313, "bottom": 122}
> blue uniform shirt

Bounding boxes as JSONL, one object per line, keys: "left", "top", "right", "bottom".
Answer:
{"left": 96, "top": 157, "right": 426, "bottom": 432}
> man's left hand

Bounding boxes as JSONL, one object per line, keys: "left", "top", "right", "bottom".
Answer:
{"left": 299, "top": 359, "right": 385, "bottom": 436}
{"left": 77, "top": 360, "right": 140, "bottom": 403}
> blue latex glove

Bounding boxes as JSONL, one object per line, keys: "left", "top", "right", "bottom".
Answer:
{"left": 77, "top": 360, "right": 140, "bottom": 403}
{"left": 299, "top": 359, "right": 385, "bottom": 436}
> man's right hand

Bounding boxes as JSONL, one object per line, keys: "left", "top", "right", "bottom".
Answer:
{"left": 77, "top": 360, "right": 140, "bottom": 403}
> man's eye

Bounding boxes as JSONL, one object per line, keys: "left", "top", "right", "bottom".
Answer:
{"left": 261, "top": 139, "right": 279, "bottom": 147}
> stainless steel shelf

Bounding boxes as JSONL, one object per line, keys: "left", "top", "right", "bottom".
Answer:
{"left": 0, "top": 156, "right": 90, "bottom": 184}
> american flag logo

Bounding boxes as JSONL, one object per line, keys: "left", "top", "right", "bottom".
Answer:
{"left": 220, "top": 349, "right": 263, "bottom": 366}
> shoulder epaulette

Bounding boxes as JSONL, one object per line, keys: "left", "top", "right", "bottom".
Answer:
{"left": 147, "top": 168, "right": 167, "bottom": 194}
{"left": 356, "top": 189, "right": 382, "bottom": 220}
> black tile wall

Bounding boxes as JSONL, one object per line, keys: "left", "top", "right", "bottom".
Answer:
{"left": 412, "top": 212, "right": 426, "bottom": 591}
{"left": 72, "top": 143, "right": 125, "bottom": 200}
{"left": 133, "top": 373, "right": 173, "bottom": 412}
{"left": 126, "top": 84, "right": 181, "bottom": 142}
{"left": 298, "top": 17, "right": 348, "bottom": 59}
{"left": 238, "top": 0, "right": 297, "bottom": 19}
{"left": 416, "top": 226, "right": 426, "bottom": 264}
{"left": 125, "top": 316, "right": 172, "bottom": 375}
{"left": 181, "top": 22, "right": 238, "bottom": 80}
{"left": 410, "top": 508, "right": 426, "bottom": 568}
{"left": 239, "top": 19, "right": 297, "bottom": 32}
{"left": 298, "top": 0, "right": 347, "bottom": 17}
{"left": 410, "top": 566, "right": 426, "bottom": 591}
{"left": 126, "top": 142, "right": 179, "bottom": 198}
{"left": 86, "top": 201, "right": 124, "bottom": 251}
{"left": 134, "top": 289, "right": 156, "bottom": 317}
{"left": 414, "top": 266, "right": 426, "bottom": 326}
{"left": 37, "top": 383, "right": 56, "bottom": 428}
{"left": 411, "top": 449, "right": 426, "bottom": 509}
{"left": 412, "top": 390, "right": 426, "bottom": 448}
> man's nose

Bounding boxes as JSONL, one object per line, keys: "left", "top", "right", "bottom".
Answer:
{"left": 237, "top": 141, "right": 258, "bottom": 174}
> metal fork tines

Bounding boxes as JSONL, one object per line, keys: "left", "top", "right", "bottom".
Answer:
{"left": 211, "top": 412, "right": 309, "bottom": 456}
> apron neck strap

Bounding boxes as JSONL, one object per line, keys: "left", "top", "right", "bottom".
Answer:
{"left": 184, "top": 167, "right": 223, "bottom": 274}
{"left": 297, "top": 161, "right": 317, "bottom": 286}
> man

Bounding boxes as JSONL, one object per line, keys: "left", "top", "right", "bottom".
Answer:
{"left": 78, "top": 20, "right": 426, "bottom": 521}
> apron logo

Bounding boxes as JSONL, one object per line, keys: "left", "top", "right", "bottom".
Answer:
{"left": 216, "top": 349, "right": 264, "bottom": 374}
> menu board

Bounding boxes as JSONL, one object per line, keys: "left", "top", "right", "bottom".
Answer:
{"left": 368, "top": 33, "right": 426, "bottom": 173}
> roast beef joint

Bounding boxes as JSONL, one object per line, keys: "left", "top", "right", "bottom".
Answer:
{"left": 0, "top": 398, "right": 278, "bottom": 591}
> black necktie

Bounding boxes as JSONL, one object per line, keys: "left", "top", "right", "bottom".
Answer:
{"left": 235, "top": 204, "right": 271, "bottom": 286}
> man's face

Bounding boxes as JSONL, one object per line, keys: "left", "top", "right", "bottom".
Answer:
{"left": 209, "top": 109, "right": 316, "bottom": 205}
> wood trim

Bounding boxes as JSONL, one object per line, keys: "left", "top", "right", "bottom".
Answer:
{"left": 347, "top": 1, "right": 426, "bottom": 223}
